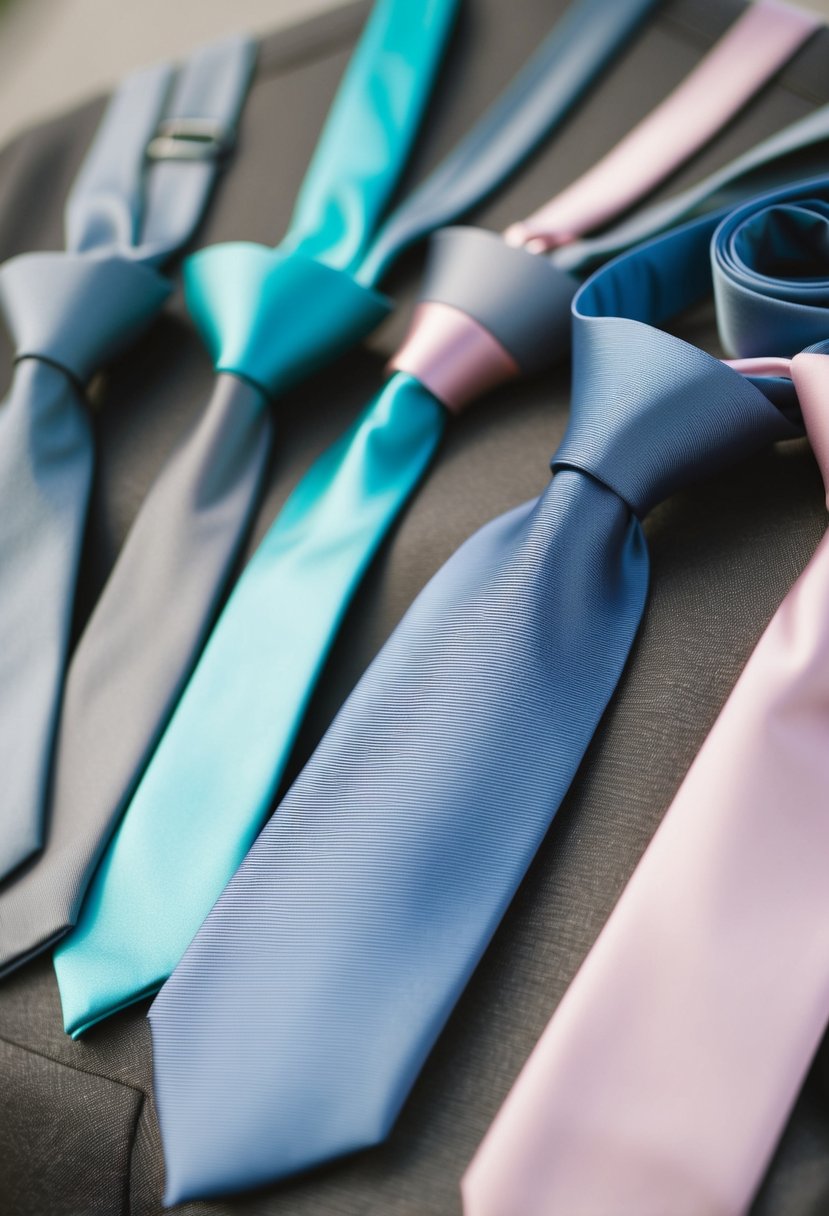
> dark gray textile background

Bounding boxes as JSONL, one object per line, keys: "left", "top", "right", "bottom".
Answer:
{"left": 0, "top": 2, "right": 828, "bottom": 1212}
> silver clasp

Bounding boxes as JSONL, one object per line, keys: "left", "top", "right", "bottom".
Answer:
{"left": 146, "top": 118, "right": 234, "bottom": 162}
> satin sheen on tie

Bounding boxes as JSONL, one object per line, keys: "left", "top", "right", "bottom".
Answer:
{"left": 47, "top": 0, "right": 661, "bottom": 1019}
{"left": 461, "top": 243, "right": 829, "bottom": 1213}
{"left": 2, "top": 0, "right": 659, "bottom": 982}
{"left": 52, "top": 0, "right": 821, "bottom": 1041}
{"left": 0, "top": 37, "right": 254, "bottom": 886}
{"left": 53, "top": 2, "right": 821, "bottom": 1045}
{"left": 147, "top": 172, "right": 827, "bottom": 1203}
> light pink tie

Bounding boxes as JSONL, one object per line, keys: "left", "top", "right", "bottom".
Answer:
{"left": 462, "top": 353, "right": 829, "bottom": 1216}
{"left": 504, "top": 0, "right": 820, "bottom": 252}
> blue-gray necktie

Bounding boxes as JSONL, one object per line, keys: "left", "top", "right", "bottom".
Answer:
{"left": 147, "top": 173, "right": 821, "bottom": 1203}
{"left": 0, "top": 38, "right": 253, "bottom": 900}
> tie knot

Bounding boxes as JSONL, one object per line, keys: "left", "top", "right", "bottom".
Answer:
{"left": 184, "top": 243, "right": 392, "bottom": 398}
{"left": 552, "top": 317, "right": 798, "bottom": 518}
{"left": 0, "top": 251, "right": 170, "bottom": 384}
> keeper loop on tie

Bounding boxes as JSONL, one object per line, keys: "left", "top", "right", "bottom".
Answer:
{"left": 390, "top": 226, "right": 577, "bottom": 410}
{"left": 146, "top": 117, "right": 235, "bottom": 163}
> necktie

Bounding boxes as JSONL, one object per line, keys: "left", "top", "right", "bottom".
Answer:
{"left": 147, "top": 168, "right": 826, "bottom": 1203}
{"left": 0, "top": 36, "right": 254, "bottom": 887}
{"left": 53, "top": 0, "right": 822, "bottom": 1040}
{"left": 461, "top": 212, "right": 829, "bottom": 1212}
{"left": 0, "top": 0, "right": 660, "bottom": 980}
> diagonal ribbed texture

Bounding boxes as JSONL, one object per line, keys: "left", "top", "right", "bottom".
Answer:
{"left": 151, "top": 472, "right": 648, "bottom": 1203}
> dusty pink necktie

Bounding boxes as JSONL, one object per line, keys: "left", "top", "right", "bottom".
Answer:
{"left": 504, "top": 0, "right": 819, "bottom": 252}
{"left": 462, "top": 350, "right": 829, "bottom": 1216}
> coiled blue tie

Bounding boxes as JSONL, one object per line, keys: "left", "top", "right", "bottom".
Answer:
{"left": 147, "top": 178, "right": 827, "bottom": 1204}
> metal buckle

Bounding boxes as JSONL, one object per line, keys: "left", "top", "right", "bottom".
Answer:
{"left": 146, "top": 118, "right": 234, "bottom": 163}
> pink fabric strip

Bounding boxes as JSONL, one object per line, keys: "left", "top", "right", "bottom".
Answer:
{"left": 462, "top": 352, "right": 829, "bottom": 1216}
{"left": 504, "top": 1, "right": 820, "bottom": 252}
{"left": 389, "top": 302, "right": 520, "bottom": 412}
{"left": 726, "top": 355, "right": 793, "bottom": 377}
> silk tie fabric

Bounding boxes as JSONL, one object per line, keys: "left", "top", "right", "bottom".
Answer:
{"left": 146, "top": 169, "right": 827, "bottom": 1204}
{"left": 0, "top": 37, "right": 254, "bottom": 888}
{"left": 0, "top": 0, "right": 660, "bottom": 982}
{"left": 461, "top": 226, "right": 829, "bottom": 1215}
{"left": 53, "top": 0, "right": 822, "bottom": 1039}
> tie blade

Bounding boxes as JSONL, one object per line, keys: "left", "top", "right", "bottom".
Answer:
{"left": 0, "top": 360, "right": 93, "bottom": 882}
{"left": 53, "top": 375, "right": 444, "bottom": 1031}
{"left": 148, "top": 474, "right": 648, "bottom": 1198}
{"left": 0, "top": 864, "right": 75, "bottom": 977}
{"left": 151, "top": 973, "right": 401, "bottom": 1203}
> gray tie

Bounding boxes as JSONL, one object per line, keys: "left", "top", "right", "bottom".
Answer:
{"left": 0, "top": 37, "right": 253, "bottom": 899}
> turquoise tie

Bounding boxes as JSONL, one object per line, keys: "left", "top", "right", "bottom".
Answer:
{"left": 53, "top": 0, "right": 819, "bottom": 1034}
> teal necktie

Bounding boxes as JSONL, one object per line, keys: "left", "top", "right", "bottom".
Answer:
{"left": 53, "top": 21, "right": 829, "bottom": 1036}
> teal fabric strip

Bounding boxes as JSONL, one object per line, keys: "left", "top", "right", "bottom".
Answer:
{"left": 183, "top": 0, "right": 462, "bottom": 395}
{"left": 280, "top": 0, "right": 459, "bottom": 273}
